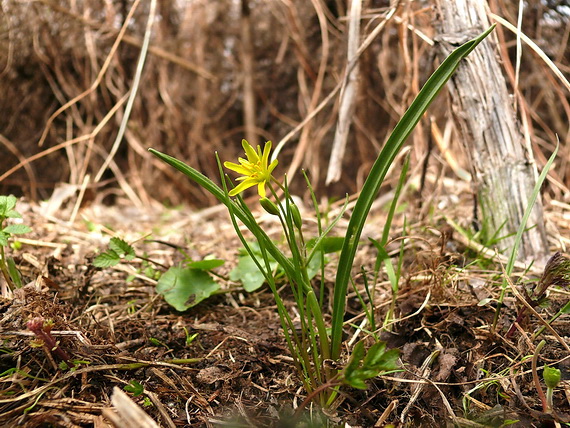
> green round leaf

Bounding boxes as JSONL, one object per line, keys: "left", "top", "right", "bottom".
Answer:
{"left": 157, "top": 267, "right": 219, "bottom": 311}
{"left": 543, "top": 365, "right": 561, "bottom": 388}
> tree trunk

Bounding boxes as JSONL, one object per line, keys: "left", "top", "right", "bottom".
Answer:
{"left": 434, "top": 0, "right": 549, "bottom": 264}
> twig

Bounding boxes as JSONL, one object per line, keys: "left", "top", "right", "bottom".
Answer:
{"left": 36, "top": 0, "right": 142, "bottom": 148}
{"left": 506, "top": 273, "right": 570, "bottom": 352}
{"left": 532, "top": 340, "right": 548, "bottom": 412}
{"left": 93, "top": 0, "right": 157, "bottom": 183}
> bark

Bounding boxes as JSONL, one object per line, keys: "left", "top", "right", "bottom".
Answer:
{"left": 434, "top": 0, "right": 548, "bottom": 264}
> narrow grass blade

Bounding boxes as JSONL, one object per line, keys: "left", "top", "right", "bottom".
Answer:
{"left": 330, "top": 26, "right": 496, "bottom": 360}
{"left": 493, "top": 143, "right": 559, "bottom": 330}
{"left": 381, "top": 154, "right": 410, "bottom": 247}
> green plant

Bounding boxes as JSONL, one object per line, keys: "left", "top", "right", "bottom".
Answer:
{"left": 124, "top": 379, "right": 145, "bottom": 396}
{"left": 293, "top": 340, "right": 401, "bottom": 417}
{"left": 182, "top": 327, "right": 198, "bottom": 346}
{"left": 27, "top": 317, "right": 74, "bottom": 368}
{"left": 93, "top": 237, "right": 137, "bottom": 267}
{"left": 59, "top": 359, "right": 91, "bottom": 372}
{"left": 462, "top": 367, "right": 512, "bottom": 416}
{"left": 93, "top": 237, "right": 225, "bottom": 311}
{"left": 364, "top": 155, "right": 409, "bottom": 332}
{"left": 532, "top": 300, "right": 570, "bottom": 341}
{"left": 329, "top": 26, "right": 494, "bottom": 360}
{"left": 149, "top": 26, "right": 494, "bottom": 407}
{"left": 506, "top": 251, "right": 570, "bottom": 338}
{"left": 530, "top": 339, "right": 563, "bottom": 414}
{"left": 155, "top": 258, "right": 223, "bottom": 311}
{"left": 229, "top": 239, "right": 340, "bottom": 292}
{"left": 0, "top": 195, "right": 31, "bottom": 290}
{"left": 543, "top": 365, "right": 561, "bottom": 413}
{"left": 124, "top": 380, "right": 153, "bottom": 407}
{"left": 340, "top": 341, "right": 400, "bottom": 390}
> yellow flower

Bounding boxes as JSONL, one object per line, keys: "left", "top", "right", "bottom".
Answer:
{"left": 224, "top": 139, "right": 278, "bottom": 198}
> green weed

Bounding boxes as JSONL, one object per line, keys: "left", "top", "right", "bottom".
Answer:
{"left": 0, "top": 195, "right": 31, "bottom": 290}
{"left": 93, "top": 237, "right": 225, "bottom": 311}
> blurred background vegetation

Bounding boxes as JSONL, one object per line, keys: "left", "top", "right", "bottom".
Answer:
{"left": 0, "top": 0, "right": 568, "bottom": 208}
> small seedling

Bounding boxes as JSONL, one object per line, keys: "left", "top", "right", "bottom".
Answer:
{"left": 463, "top": 367, "right": 513, "bottom": 417}
{"left": 124, "top": 380, "right": 145, "bottom": 396}
{"left": 93, "top": 237, "right": 136, "bottom": 268}
{"left": 148, "top": 337, "right": 168, "bottom": 348}
{"left": 0, "top": 195, "right": 31, "bottom": 290}
{"left": 532, "top": 300, "right": 570, "bottom": 340}
{"left": 340, "top": 341, "right": 400, "bottom": 390}
{"left": 127, "top": 299, "right": 138, "bottom": 315}
{"left": 543, "top": 365, "right": 561, "bottom": 413}
{"left": 0, "top": 367, "right": 50, "bottom": 382}
{"left": 26, "top": 317, "right": 74, "bottom": 368}
{"left": 295, "top": 340, "right": 400, "bottom": 415}
{"left": 59, "top": 359, "right": 90, "bottom": 371}
{"left": 182, "top": 327, "right": 198, "bottom": 346}
{"left": 124, "top": 380, "right": 153, "bottom": 407}
{"left": 93, "top": 236, "right": 225, "bottom": 311}
{"left": 506, "top": 252, "right": 570, "bottom": 338}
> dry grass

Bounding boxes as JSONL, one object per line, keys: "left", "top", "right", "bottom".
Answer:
{"left": 0, "top": 1, "right": 566, "bottom": 208}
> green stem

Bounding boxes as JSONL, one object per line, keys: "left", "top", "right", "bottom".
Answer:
{"left": 302, "top": 171, "right": 327, "bottom": 308}
{"left": 546, "top": 386, "right": 554, "bottom": 412}
{"left": 0, "top": 244, "right": 14, "bottom": 290}
{"left": 293, "top": 378, "right": 342, "bottom": 419}
{"left": 307, "top": 290, "right": 330, "bottom": 361}
{"left": 532, "top": 301, "right": 570, "bottom": 340}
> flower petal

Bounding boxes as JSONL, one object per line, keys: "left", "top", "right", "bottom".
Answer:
{"left": 267, "top": 159, "right": 278, "bottom": 174}
{"left": 225, "top": 139, "right": 279, "bottom": 198}
{"left": 229, "top": 179, "right": 257, "bottom": 196}
{"left": 257, "top": 182, "right": 267, "bottom": 198}
{"left": 261, "top": 141, "right": 272, "bottom": 169}
{"left": 224, "top": 162, "right": 251, "bottom": 175}
{"left": 242, "top": 139, "right": 259, "bottom": 163}
{"left": 237, "top": 157, "right": 252, "bottom": 166}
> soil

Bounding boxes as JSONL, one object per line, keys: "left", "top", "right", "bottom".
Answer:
{"left": 1, "top": 197, "right": 569, "bottom": 428}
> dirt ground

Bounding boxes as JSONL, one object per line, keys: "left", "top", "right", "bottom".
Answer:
{"left": 1, "top": 190, "right": 570, "bottom": 428}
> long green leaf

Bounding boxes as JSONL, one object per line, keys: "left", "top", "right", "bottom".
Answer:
{"left": 330, "top": 25, "right": 496, "bottom": 360}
